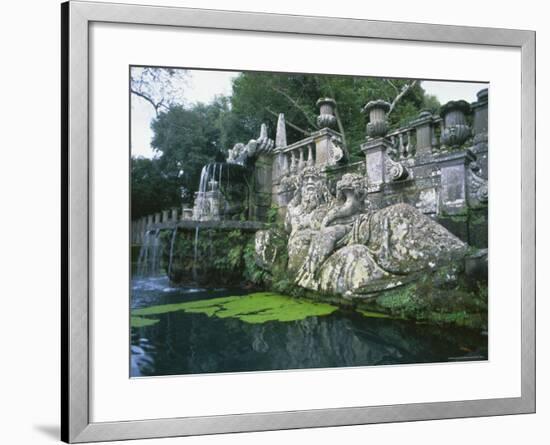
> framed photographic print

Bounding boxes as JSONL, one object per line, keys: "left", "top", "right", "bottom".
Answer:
{"left": 62, "top": 1, "right": 535, "bottom": 442}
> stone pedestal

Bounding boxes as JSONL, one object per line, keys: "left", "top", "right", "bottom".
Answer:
{"left": 313, "top": 128, "right": 344, "bottom": 169}
{"left": 361, "top": 138, "right": 392, "bottom": 192}
{"left": 252, "top": 153, "right": 273, "bottom": 221}
{"left": 181, "top": 206, "right": 193, "bottom": 220}
{"left": 471, "top": 88, "right": 489, "bottom": 179}
{"left": 410, "top": 111, "right": 436, "bottom": 156}
{"left": 437, "top": 150, "right": 474, "bottom": 216}
{"left": 170, "top": 208, "right": 178, "bottom": 222}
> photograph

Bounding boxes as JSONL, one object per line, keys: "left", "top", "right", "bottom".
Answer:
{"left": 129, "top": 67, "right": 489, "bottom": 377}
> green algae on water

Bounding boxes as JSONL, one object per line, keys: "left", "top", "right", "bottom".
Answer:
{"left": 132, "top": 292, "right": 337, "bottom": 325}
{"left": 131, "top": 316, "right": 160, "bottom": 328}
{"left": 356, "top": 309, "right": 393, "bottom": 319}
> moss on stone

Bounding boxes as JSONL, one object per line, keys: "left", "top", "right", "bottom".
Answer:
{"left": 353, "top": 275, "right": 488, "bottom": 330}
{"left": 132, "top": 292, "right": 337, "bottom": 324}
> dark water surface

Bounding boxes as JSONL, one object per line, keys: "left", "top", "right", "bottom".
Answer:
{"left": 130, "top": 277, "right": 487, "bottom": 377}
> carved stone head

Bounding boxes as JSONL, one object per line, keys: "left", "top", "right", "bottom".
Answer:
{"left": 335, "top": 173, "right": 366, "bottom": 201}
{"left": 298, "top": 166, "right": 330, "bottom": 212}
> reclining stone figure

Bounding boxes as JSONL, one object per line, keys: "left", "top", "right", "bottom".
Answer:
{"left": 258, "top": 166, "right": 468, "bottom": 298}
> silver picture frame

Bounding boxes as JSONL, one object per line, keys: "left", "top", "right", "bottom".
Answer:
{"left": 61, "top": 1, "right": 536, "bottom": 442}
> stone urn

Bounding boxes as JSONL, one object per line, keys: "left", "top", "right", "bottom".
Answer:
{"left": 362, "top": 100, "right": 391, "bottom": 138}
{"left": 440, "top": 100, "right": 471, "bottom": 148}
{"left": 316, "top": 98, "right": 337, "bottom": 129}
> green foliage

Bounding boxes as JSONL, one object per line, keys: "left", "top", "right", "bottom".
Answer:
{"left": 131, "top": 157, "right": 181, "bottom": 219}
{"left": 150, "top": 100, "right": 233, "bottom": 193}
{"left": 132, "top": 292, "right": 338, "bottom": 325}
{"left": 243, "top": 237, "right": 268, "bottom": 285}
{"left": 162, "top": 228, "right": 256, "bottom": 285}
{"left": 356, "top": 275, "right": 488, "bottom": 329}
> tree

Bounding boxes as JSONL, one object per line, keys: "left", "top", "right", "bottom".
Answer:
{"left": 131, "top": 157, "right": 181, "bottom": 219}
{"left": 149, "top": 98, "right": 244, "bottom": 197}
{"left": 130, "top": 67, "right": 188, "bottom": 116}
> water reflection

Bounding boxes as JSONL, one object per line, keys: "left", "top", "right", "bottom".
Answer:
{"left": 130, "top": 278, "right": 487, "bottom": 377}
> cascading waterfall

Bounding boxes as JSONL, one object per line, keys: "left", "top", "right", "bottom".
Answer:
{"left": 191, "top": 162, "right": 226, "bottom": 282}
{"left": 192, "top": 226, "right": 200, "bottom": 282}
{"left": 167, "top": 227, "right": 178, "bottom": 277}
{"left": 136, "top": 228, "right": 162, "bottom": 276}
{"left": 193, "top": 162, "right": 228, "bottom": 222}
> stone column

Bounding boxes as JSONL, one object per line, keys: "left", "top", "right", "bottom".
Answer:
{"left": 180, "top": 205, "right": 189, "bottom": 220}
{"left": 290, "top": 151, "right": 297, "bottom": 173}
{"left": 307, "top": 145, "right": 314, "bottom": 166}
{"left": 298, "top": 147, "right": 305, "bottom": 171}
{"left": 162, "top": 210, "right": 170, "bottom": 223}
{"left": 471, "top": 88, "right": 489, "bottom": 179}
{"left": 252, "top": 153, "right": 273, "bottom": 221}
{"left": 410, "top": 111, "right": 435, "bottom": 156}
{"left": 154, "top": 213, "right": 161, "bottom": 224}
{"left": 147, "top": 215, "right": 154, "bottom": 227}
{"left": 362, "top": 100, "right": 391, "bottom": 139}
{"left": 440, "top": 100, "right": 471, "bottom": 148}
{"left": 171, "top": 208, "right": 178, "bottom": 222}
{"left": 316, "top": 98, "right": 337, "bottom": 129}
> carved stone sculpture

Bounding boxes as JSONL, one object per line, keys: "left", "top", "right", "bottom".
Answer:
{"left": 258, "top": 167, "right": 468, "bottom": 297}
{"left": 440, "top": 100, "right": 471, "bottom": 148}
{"left": 316, "top": 98, "right": 337, "bottom": 129}
{"left": 363, "top": 100, "right": 391, "bottom": 138}
{"left": 227, "top": 123, "right": 274, "bottom": 166}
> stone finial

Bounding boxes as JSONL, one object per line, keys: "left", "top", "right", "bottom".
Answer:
{"left": 440, "top": 100, "right": 471, "bottom": 148}
{"left": 259, "top": 123, "right": 268, "bottom": 140}
{"left": 275, "top": 113, "right": 287, "bottom": 148}
{"left": 316, "top": 98, "right": 337, "bottom": 129}
{"left": 362, "top": 100, "right": 391, "bottom": 138}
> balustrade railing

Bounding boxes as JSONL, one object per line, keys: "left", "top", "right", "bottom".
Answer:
{"left": 385, "top": 114, "right": 443, "bottom": 161}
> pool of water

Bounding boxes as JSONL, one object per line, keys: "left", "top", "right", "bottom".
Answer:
{"left": 130, "top": 277, "right": 487, "bottom": 377}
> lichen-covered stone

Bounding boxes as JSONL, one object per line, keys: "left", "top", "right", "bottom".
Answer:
{"left": 363, "top": 203, "right": 467, "bottom": 275}
{"left": 275, "top": 168, "right": 470, "bottom": 298}
{"left": 317, "top": 245, "right": 390, "bottom": 295}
